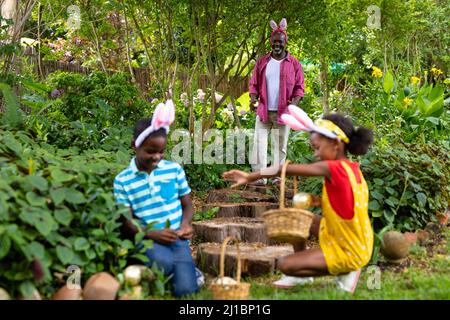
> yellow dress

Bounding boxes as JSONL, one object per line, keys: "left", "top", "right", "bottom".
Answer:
{"left": 318, "top": 161, "right": 374, "bottom": 275}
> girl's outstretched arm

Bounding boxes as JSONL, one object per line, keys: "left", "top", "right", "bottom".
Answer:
{"left": 284, "top": 161, "right": 330, "bottom": 179}
{"left": 223, "top": 161, "right": 330, "bottom": 188}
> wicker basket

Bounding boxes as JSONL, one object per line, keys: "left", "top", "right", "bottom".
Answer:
{"left": 262, "top": 160, "right": 315, "bottom": 243}
{"left": 209, "top": 237, "right": 250, "bottom": 300}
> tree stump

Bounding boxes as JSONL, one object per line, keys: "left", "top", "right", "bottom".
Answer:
{"left": 207, "top": 189, "right": 276, "bottom": 203}
{"left": 196, "top": 242, "right": 293, "bottom": 277}
{"left": 193, "top": 217, "right": 277, "bottom": 244}
{"left": 202, "top": 202, "right": 278, "bottom": 218}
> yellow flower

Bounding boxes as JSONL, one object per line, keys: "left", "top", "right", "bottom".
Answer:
{"left": 403, "top": 97, "right": 413, "bottom": 106}
{"left": 371, "top": 66, "right": 383, "bottom": 78}
{"left": 411, "top": 76, "right": 420, "bottom": 85}
{"left": 430, "top": 67, "right": 443, "bottom": 76}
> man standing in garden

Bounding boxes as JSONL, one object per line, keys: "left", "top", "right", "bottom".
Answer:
{"left": 249, "top": 18, "right": 305, "bottom": 185}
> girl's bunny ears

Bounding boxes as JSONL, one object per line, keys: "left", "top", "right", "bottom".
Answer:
{"left": 281, "top": 105, "right": 350, "bottom": 144}
{"left": 270, "top": 18, "right": 288, "bottom": 44}
{"left": 135, "top": 99, "right": 175, "bottom": 148}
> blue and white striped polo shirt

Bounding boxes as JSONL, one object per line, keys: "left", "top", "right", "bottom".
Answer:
{"left": 113, "top": 157, "right": 191, "bottom": 230}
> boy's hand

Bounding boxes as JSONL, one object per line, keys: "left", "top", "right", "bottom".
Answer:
{"left": 176, "top": 223, "right": 194, "bottom": 240}
{"left": 223, "top": 170, "right": 251, "bottom": 188}
{"left": 147, "top": 229, "right": 178, "bottom": 244}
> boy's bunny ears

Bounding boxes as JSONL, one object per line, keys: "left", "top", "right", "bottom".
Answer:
{"left": 281, "top": 105, "right": 350, "bottom": 144}
{"left": 135, "top": 99, "right": 175, "bottom": 148}
{"left": 270, "top": 18, "right": 288, "bottom": 44}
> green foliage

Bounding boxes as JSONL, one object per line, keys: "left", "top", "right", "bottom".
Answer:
{"left": 361, "top": 140, "right": 449, "bottom": 232}
{"left": 193, "top": 207, "right": 219, "bottom": 222}
{"left": 44, "top": 71, "right": 148, "bottom": 124}
{"left": 0, "top": 83, "right": 24, "bottom": 128}
{"left": 20, "top": 71, "right": 150, "bottom": 150}
{"left": 0, "top": 127, "right": 151, "bottom": 298}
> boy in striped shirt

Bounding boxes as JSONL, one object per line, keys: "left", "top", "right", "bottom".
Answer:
{"left": 113, "top": 107, "right": 199, "bottom": 297}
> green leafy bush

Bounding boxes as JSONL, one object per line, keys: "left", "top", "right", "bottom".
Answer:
{"left": 361, "top": 140, "right": 449, "bottom": 232}
{"left": 19, "top": 71, "right": 152, "bottom": 150}
{"left": 0, "top": 128, "right": 152, "bottom": 299}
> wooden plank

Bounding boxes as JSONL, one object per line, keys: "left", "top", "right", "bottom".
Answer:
{"left": 196, "top": 242, "right": 294, "bottom": 277}
{"left": 202, "top": 202, "right": 278, "bottom": 218}
{"left": 206, "top": 189, "right": 275, "bottom": 203}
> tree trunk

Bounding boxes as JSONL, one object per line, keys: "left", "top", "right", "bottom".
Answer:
{"left": 121, "top": 1, "right": 136, "bottom": 83}
{"left": 319, "top": 55, "right": 329, "bottom": 113}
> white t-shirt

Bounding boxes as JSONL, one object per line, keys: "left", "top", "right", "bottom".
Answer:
{"left": 265, "top": 57, "right": 283, "bottom": 111}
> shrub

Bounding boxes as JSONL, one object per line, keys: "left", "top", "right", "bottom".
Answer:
{"left": 361, "top": 140, "right": 449, "bottom": 231}
{"left": 0, "top": 127, "right": 151, "bottom": 298}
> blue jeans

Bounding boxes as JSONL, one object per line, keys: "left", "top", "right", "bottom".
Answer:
{"left": 145, "top": 239, "right": 198, "bottom": 297}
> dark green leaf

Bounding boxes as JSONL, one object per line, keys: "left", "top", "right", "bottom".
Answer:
{"left": 74, "top": 237, "right": 90, "bottom": 251}
{"left": 50, "top": 168, "right": 74, "bottom": 183}
{"left": 54, "top": 208, "right": 73, "bottom": 226}
{"left": 65, "top": 189, "right": 86, "bottom": 204}
{"left": 369, "top": 200, "right": 380, "bottom": 211}
{"left": 0, "top": 234, "right": 11, "bottom": 260}
{"left": 373, "top": 178, "right": 384, "bottom": 186}
{"left": 26, "top": 191, "right": 46, "bottom": 207}
{"left": 50, "top": 188, "right": 66, "bottom": 205}
{"left": 19, "top": 281, "right": 37, "bottom": 299}
{"left": 27, "top": 175, "right": 48, "bottom": 192}
{"left": 416, "top": 193, "right": 427, "bottom": 207}
{"left": 56, "top": 245, "right": 74, "bottom": 265}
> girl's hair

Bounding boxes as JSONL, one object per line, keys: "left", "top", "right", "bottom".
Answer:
{"left": 133, "top": 118, "right": 167, "bottom": 143}
{"left": 322, "top": 113, "right": 373, "bottom": 155}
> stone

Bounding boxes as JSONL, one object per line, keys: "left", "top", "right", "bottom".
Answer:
{"left": 416, "top": 230, "right": 430, "bottom": 244}
{"left": 381, "top": 231, "right": 410, "bottom": 263}
{"left": 0, "top": 287, "right": 11, "bottom": 300}
{"left": 436, "top": 212, "right": 449, "bottom": 226}
{"left": 424, "top": 222, "right": 441, "bottom": 235}
{"left": 83, "top": 272, "right": 120, "bottom": 300}
{"left": 52, "top": 285, "right": 83, "bottom": 300}
{"left": 404, "top": 232, "right": 417, "bottom": 245}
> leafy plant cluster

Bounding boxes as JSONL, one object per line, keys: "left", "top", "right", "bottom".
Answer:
{"left": 18, "top": 71, "right": 151, "bottom": 150}
{"left": 0, "top": 127, "right": 153, "bottom": 299}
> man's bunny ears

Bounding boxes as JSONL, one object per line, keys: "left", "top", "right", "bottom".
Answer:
{"left": 281, "top": 105, "right": 350, "bottom": 144}
{"left": 270, "top": 18, "right": 287, "bottom": 31}
{"left": 134, "top": 99, "right": 175, "bottom": 148}
{"left": 270, "top": 18, "right": 288, "bottom": 44}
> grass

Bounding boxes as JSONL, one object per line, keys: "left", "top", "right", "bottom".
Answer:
{"left": 182, "top": 228, "right": 450, "bottom": 300}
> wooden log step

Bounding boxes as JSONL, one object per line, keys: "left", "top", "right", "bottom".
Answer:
{"left": 245, "top": 185, "right": 295, "bottom": 199}
{"left": 192, "top": 217, "right": 275, "bottom": 244}
{"left": 196, "top": 242, "right": 294, "bottom": 277}
{"left": 207, "top": 189, "right": 276, "bottom": 203}
{"left": 202, "top": 202, "right": 278, "bottom": 218}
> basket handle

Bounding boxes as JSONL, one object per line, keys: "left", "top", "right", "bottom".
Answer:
{"left": 219, "top": 236, "right": 242, "bottom": 283}
{"left": 279, "top": 161, "right": 298, "bottom": 209}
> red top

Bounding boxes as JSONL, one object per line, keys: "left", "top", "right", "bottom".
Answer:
{"left": 249, "top": 52, "right": 305, "bottom": 124}
{"left": 325, "top": 160, "right": 362, "bottom": 220}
